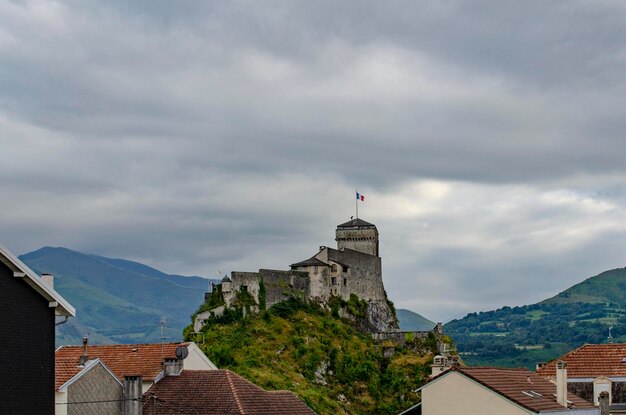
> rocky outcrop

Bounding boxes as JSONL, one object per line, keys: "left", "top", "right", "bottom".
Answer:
{"left": 364, "top": 300, "right": 398, "bottom": 332}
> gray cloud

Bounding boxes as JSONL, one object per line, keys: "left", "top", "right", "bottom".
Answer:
{"left": 2, "top": 0, "right": 626, "bottom": 321}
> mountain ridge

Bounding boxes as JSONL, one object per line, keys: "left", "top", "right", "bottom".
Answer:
{"left": 445, "top": 266, "right": 626, "bottom": 368}
{"left": 19, "top": 246, "right": 216, "bottom": 346}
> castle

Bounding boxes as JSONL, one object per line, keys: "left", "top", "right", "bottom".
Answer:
{"left": 194, "top": 218, "right": 399, "bottom": 333}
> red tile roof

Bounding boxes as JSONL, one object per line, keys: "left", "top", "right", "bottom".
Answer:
{"left": 434, "top": 366, "right": 594, "bottom": 413}
{"left": 142, "top": 370, "right": 316, "bottom": 415}
{"left": 55, "top": 358, "right": 85, "bottom": 390}
{"left": 537, "top": 343, "right": 626, "bottom": 378}
{"left": 55, "top": 342, "right": 189, "bottom": 383}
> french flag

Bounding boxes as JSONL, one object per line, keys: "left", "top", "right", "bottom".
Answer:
{"left": 356, "top": 192, "right": 365, "bottom": 201}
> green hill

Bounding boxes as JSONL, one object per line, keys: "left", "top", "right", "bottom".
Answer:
{"left": 445, "top": 267, "right": 626, "bottom": 368}
{"left": 397, "top": 309, "right": 435, "bottom": 331}
{"left": 19, "top": 247, "right": 216, "bottom": 345}
{"left": 186, "top": 297, "right": 451, "bottom": 415}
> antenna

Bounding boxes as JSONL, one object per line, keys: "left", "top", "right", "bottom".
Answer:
{"left": 160, "top": 318, "right": 171, "bottom": 362}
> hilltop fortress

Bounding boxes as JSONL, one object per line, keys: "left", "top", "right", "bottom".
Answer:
{"left": 194, "top": 218, "right": 399, "bottom": 333}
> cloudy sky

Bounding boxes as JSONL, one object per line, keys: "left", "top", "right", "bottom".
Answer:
{"left": 2, "top": 0, "right": 626, "bottom": 321}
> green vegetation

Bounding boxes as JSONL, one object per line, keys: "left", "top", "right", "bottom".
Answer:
{"left": 186, "top": 297, "right": 447, "bottom": 415}
{"left": 446, "top": 267, "right": 626, "bottom": 368}
{"left": 259, "top": 278, "right": 267, "bottom": 311}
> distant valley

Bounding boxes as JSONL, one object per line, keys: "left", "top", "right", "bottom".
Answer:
{"left": 445, "top": 267, "right": 626, "bottom": 368}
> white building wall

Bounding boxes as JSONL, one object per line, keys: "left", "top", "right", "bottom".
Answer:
{"left": 422, "top": 372, "right": 532, "bottom": 415}
{"left": 55, "top": 391, "right": 68, "bottom": 415}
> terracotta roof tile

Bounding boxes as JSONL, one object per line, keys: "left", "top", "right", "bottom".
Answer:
{"left": 55, "top": 342, "right": 189, "bottom": 382}
{"left": 537, "top": 343, "right": 626, "bottom": 378}
{"left": 142, "top": 370, "right": 316, "bottom": 415}
{"left": 442, "top": 366, "right": 594, "bottom": 413}
{"left": 55, "top": 358, "right": 85, "bottom": 390}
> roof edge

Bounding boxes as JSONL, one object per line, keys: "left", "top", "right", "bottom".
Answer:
{"left": 0, "top": 245, "right": 75, "bottom": 316}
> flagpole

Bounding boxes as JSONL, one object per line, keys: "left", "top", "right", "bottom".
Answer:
{"left": 355, "top": 189, "right": 358, "bottom": 219}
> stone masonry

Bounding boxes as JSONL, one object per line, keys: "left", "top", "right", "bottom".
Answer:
{"left": 195, "top": 218, "right": 399, "bottom": 333}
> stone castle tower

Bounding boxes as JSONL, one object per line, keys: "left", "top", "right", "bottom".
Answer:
{"left": 335, "top": 218, "right": 379, "bottom": 256}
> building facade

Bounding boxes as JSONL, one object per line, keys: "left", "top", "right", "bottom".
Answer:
{"left": 0, "top": 245, "right": 75, "bottom": 415}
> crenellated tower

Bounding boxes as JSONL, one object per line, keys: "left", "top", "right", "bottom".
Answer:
{"left": 335, "top": 218, "right": 379, "bottom": 256}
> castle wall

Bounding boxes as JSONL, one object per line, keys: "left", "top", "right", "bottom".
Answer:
{"left": 259, "top": 269, "right": 309, "bottom": 306}
{"left": 226, "top": 272, "right": 261, "bottom": 307}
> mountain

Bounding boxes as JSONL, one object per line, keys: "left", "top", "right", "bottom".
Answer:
{"left": 19, "top": 247, "right": 217, "bottom": 345}
{"left": 396, "top": 308, "right": 435, "bottom": 331}
{"left": 445, "top": 267, "right": 626, "bottom": 369}
{"left": 186, "top": 297, "right": 451, "bottom": 415}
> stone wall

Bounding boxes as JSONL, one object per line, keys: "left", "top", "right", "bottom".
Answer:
{"left": 227, "top": 270, "right": 309, "bottom": 310}
{"left": 259, "top": 269, "right": 309, "bottom": 307}
{"left": 225, "top": 272, "right": 261, "bottom": 307}
{"left": 323, "top": 248, "right": 384, "bottom": 302}
{"left": 335, "top": 227, "right": 379, "bottom": 256}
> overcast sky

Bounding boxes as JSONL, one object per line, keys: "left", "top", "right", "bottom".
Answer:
{"left": 2, "top": 0, "right": 626, "bottom": 321}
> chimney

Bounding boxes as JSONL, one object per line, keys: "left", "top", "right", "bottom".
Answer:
{"left": 599, "top": 391, "right": 610, "bottom": 415}
{"left": 78, "top": 337, "right": 89, "bottom": 366}
{"left": 163, "top": 358, "right": 183, "bottom": 376}
{"left": 556, "top": 360, "right": 568, "bottom": 407}
{"left": 430, "top": 355, "right": 449, "bottom": 378}
{"left": 123, "top": 375, "right": 142, "bottom": 415}
{"left": 41, "top": 273, "right": 54, "bottom": 289}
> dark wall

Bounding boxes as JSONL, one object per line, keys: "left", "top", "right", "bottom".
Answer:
{"left": 568, "top": 381, "right": 626, "bottom": 404}
{"left": 0, "top": 262, "right": 55, "bottom": 414}
{"left": 613, "top": 381, "right": 626, "bottom": 403}
{"left": 568, "top": 382, "right": 593, "bottom": 403}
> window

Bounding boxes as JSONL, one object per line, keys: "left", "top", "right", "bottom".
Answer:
{"left": 331, "top": 277, "right": 337, "bottom": 285}
{"left": 343, "top": 278, "right": 347, "bottom": 286}
{"left": 342, "top": 265, "right": 349, "bottom": 273}
{"left": 331, "top": 264, "right": 338, "bottom": 273}
{"left": 314, "top": 266, "right": 318, "bottom": 274}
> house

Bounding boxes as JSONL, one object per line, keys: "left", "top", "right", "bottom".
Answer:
{"left": 537, "top": 343, "right": 626, "bottom": 412}
{"left": 0, "top": 244, "right": 75, "bottom": 415}
{"left": 419, "top": 366, "right": 598, "bottom": 415}
{"left": 55, "top": 341, "right": 216, "bottom": 393}
{"left": 55, "top": 353, "right": 123, "bottom": 415}
{"left": 142, "top": 369, "right": 317, "bottom": 415}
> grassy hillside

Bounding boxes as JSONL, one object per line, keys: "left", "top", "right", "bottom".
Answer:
{"left": 20, "top": 247, "right": 216, "bottom": 345}
{"left": 186, "top": 298, "right": 450, "bottom": 415}
{"left": 397, "top": 309, "right": 435, "bottom": 331}
{"left": 445, "top": 267, "right": 626, "bottom": 368}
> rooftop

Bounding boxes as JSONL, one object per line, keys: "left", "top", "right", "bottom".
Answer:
{"left": 55, "top": 342, "right": 190, "bottom": 382}
{"left": 290, "top": 257, "right": 328, "bottom": 268}
{"left": 143, "top": 370, "right": 316, "bottom": 415}
{"left": 336, "top": 218, "right": 376, "bottom": 229}
{"left": 433, "top": 366, "right": 593, "bottom": 413}
{"left": 537, "top": 343, "right": 626, "bottom": 378}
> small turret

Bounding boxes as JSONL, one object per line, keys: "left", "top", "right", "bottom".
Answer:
{"left": 222, "top": 275, "right": 232, "bottom": 293}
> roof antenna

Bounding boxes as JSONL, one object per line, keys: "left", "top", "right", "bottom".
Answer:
{"left": 608, "top": 326, "right": 613, "bottom": 344}
{"left": 160, "top": 318, "right": 171, "bottom": 362}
